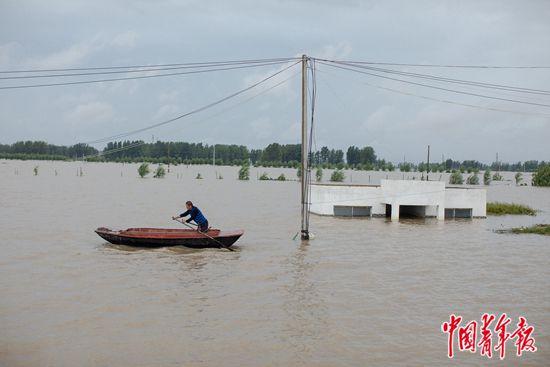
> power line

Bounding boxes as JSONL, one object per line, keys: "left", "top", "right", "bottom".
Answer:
{"left": 3, "top": 56, "right": 547, "bottom": 74}
{"left": 0, "top": 57, "right": 300, "bottom": 74}
{"left": 322, "top": 59, "right": 550, "bottom": 96}
{"left": 0, "top": 60, "right": 295, "bottom": 90}
{"left": 81, "top": 71, "right": 300, "bottom": 159}
{"left": 317, "top": 61, "right": 550, "bottom": 108}
{"left": 0, "top": 58, "right": 300, "bottom": 80}
{"left": 317, "top": 69, "right": 550, "bottom": 118}
{"left": 305, "top": 58, "right": 318, "bottom": 232}
{"left": 84, "top": 61, "right": 301, "bottom": 145}
{"left": 89, "top": 140, "right": 145, "bottom": 157}
{"left": 317, "top": 59, "right": 550, "bottom": 69}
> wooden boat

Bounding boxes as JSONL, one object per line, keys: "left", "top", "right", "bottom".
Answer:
{"left": 95, "top": 227, "right": 244, "bottom": 248}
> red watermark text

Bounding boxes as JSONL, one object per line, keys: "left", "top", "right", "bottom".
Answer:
{"left": 441, "top": 313, "right": 536, "bottom": 359}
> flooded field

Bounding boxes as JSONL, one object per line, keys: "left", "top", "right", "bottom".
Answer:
{"left": 1, "top": 160, "right": 549, "bottom": 366}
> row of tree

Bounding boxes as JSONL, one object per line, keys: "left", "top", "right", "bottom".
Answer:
{"left": 1, "top": 140, "right": 547, "bottom": 173}
{"left": 0, "top": 141, "right": 98, "bottom": 159}
{"left": 399, "top": 159, "right": 548, "bottom": 174}
{"left": 439, "top": 158, "right": 545, "bottom": 172}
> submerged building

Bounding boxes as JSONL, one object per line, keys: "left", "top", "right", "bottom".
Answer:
{"left": 310, "top": 180, "right": 486, "bottom": 220}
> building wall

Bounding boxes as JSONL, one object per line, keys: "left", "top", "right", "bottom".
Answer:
{"left": 310, "top": 180, "right": 486, "bottom": 220}
{"left": 445, "top": 187, "right": 487, "bottom": 217}
{"left": 380, "top": 180, "right": 446, "bottom": 219}
{"left": 309, "top": 184, "right": 382, "bottom": 216}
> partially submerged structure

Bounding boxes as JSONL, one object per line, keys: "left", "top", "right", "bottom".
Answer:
{"left": 310, "top": 180, "right": 486, "bottom": 220}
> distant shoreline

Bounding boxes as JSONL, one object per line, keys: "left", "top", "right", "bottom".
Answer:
{"left": 0, "top": 157, "right": 537, "bottom": 175}
{"left": 1, "top": 140, "right": 547, "bottom": 173}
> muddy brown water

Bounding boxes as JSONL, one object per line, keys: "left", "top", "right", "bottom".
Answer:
{"left": 1, "top": 160, "right": 549, "bottom": 366}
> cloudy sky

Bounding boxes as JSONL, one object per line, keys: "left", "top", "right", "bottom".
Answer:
{"left": 1, "top": 0, "right": 549, "bottom": 163}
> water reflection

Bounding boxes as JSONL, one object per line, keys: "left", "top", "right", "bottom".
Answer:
{"left": 100, "top": 242, "right": 241, "bottom": 272}
{"left": 281, "top": 241, "right": 328, "bottom": 363}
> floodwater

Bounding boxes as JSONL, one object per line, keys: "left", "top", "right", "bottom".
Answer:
{"left": 0, "top": 160, "right": 548, "bottom": 367}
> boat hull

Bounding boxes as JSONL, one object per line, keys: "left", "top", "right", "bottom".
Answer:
{"left": 95, "top": 227, "right": 243, "bottom": 248}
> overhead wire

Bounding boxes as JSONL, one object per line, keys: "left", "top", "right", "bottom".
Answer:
{"left": 0, "top": 60, "right": 295, "bottom": 90}
{"left": 83, "top": 60, "right": 301, "bottom": 145}
{"left": 0, "top": 58, "right": 300, "bottom": 80}
{"left": 316, "top": 61, "right": 550, "bottom": 108}
{"left": 305, "top": 58, "right": 317, "bottom": 232}
{"left": 4, "top": 54, "right": 548, "bottom": 161}
{"left": 322, "top": 60, "right": 550, "bottom": 69}
{"left": 0, "top": 57, "right": 300, "bottom": 74}
{"left": 88, "top": 140, "right": 146, "bottom": 157}
{"left": 316, "top": 68, "right": 550, "bottom": 118}
{"left": 317, "top": 59, "right": 550, "bottom": 96}
{"left": 81, "top": 69, "right": 301, "bottom": 159}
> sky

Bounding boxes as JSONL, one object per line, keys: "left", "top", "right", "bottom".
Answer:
{"left": 0, "top": 0, "right": 549, "bottom": 163}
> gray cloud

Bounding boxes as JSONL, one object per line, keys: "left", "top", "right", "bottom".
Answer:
{"left": 0, "top": 0, "right": 549, "bottom": 163}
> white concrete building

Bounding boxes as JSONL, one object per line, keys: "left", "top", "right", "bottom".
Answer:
{"left": 310, "top": 180, "right": 486, "bottom": 220}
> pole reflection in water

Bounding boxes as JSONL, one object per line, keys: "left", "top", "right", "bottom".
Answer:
{"left": 281, "top": 241, "right": 329, "bottom": 363}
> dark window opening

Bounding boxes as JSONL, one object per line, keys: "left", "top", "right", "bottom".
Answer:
{"left": 399, "top": 205, "right": 427, "bottom": 218}
{"left": 334, "top": 206, "right": 371, "bottom": 217}
{"left": 445, "top": 208, "right": 473, "bottom": 219}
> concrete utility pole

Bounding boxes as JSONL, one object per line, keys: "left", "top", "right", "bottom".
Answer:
{"left": 427, "top": 145, "right": 430, "bottom": 181}
{"left": 300, "top": 54, "right": 310, "bottom": 240}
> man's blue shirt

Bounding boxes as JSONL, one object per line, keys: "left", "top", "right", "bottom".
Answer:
{"left": 180, "top": 206, "right": 207, "bottom": 225}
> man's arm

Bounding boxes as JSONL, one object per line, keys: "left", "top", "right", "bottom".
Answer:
{"left": 172, "top": 209, "right": 190, "bottom": 220}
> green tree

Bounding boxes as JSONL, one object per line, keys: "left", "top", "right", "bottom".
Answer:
{"left": 532, "top": 164, "right": 550, "bottom": 186}
{"left": 315, "top": 166, "right": 323, "bottom": 182}
{"left": 296, "top": 166, "right": 301, "bottom": 178}
{"left": 346, "top": 146, "right": 360, "bottom": 165}
{"left": 466, "top": 174, "right": 479, "bottom": 185}
{"left": 449, "top": 171, "right": 464, "bottom": 184}
{"left": 259, "top": 172, "right": 269, "bottom": 180}
{"left": 483, "top": 169, "right": 491, "bottom": 185}
{"left": 238, "top": 160, "right": 250, "bottom": 180}
{"left": 327, "top": 149, "right": 344, "bottom": 164}
{"left": 33, "top": 166, "right": 39, "bottom": 176}
{"left": 138, "top": 163, "right": 150, "bottom": 178}
{"left": 154, "top": 164, "right": 166, "bottom": 178}
{"left": 330, "top": 169, "right": 345, "bottom": 182}
{"left": 261, "top": 143, "right": 283, "bottom": 162}
{"left": 277, "top": 173, "right": 286, "bottom": 181}
{"left": 515, "top": 172, "right": 523, "bottom": 185}
{"left": 492, "top": 172, "right": 503, "bottom": 181}
{"left": 320, "top": 146, "right": 330, "bottom": 163}
{"left": 399, "top": 162, "right": 412, "bottom": 172}
{"left": 360, "top": 146, "right": 377, "bottom": 165}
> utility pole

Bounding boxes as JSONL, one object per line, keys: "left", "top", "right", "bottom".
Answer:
{"left": 300, "top": 54, "right": 310, "bottom": 240}
{"left": 427, "top": 145, "right": 430, "bottom": 181}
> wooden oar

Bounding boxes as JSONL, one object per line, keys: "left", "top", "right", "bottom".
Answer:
{"left": 173, "top": 218, "right": 235, "bottom": 252}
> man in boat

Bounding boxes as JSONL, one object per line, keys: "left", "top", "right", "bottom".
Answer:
{"left": 173, "top": 201, "right": 209, "bottom": 232}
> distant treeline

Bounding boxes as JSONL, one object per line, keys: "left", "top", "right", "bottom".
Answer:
{"left": 398, "top": 159, "right": 547, "bottom": 174}
{"left": 0, "top": 141, "right": 96, "bottom": 161}
{"left": 0, "top": 140, "right": 547, "bottom": 172}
